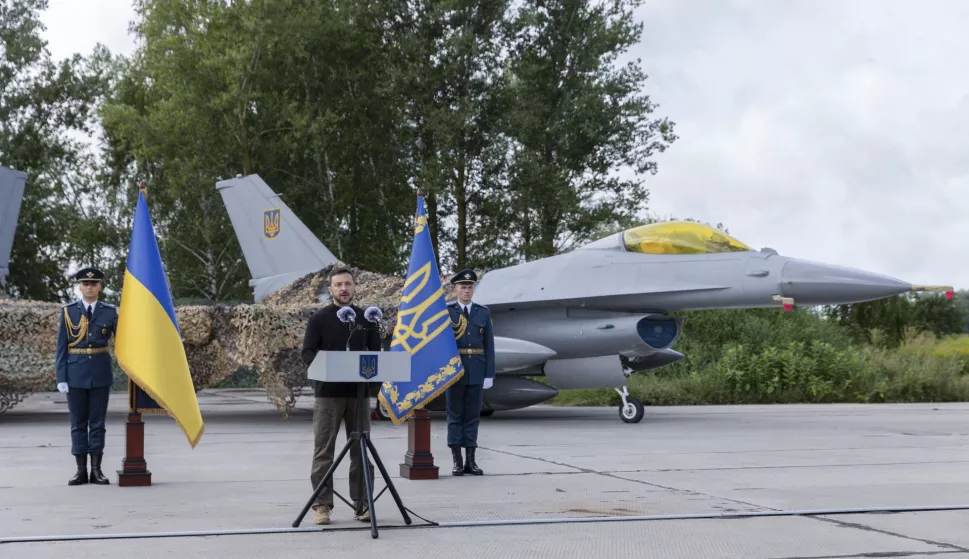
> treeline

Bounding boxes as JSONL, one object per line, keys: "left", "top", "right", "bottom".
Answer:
{"left": 1, "top": 0, "right": 675, "bottom": 303}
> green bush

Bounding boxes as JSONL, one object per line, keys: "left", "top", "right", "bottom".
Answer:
{"left": 713, "top": 340, "right": 866, "bottom": 403}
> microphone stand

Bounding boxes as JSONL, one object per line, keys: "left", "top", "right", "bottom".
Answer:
{"left": 293, "top": 319, "right": 411, "bottom": 538}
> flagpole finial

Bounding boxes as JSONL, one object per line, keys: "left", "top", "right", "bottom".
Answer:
{"left": 138, "top": 183, "right": 148, "bottom": 199}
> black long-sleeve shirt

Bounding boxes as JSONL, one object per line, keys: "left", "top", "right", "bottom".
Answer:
{"left": 301, "top": 303, "right": 383, "bottom": 398}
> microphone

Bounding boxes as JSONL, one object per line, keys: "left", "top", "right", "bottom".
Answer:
{"left": 364, "top": 306, "right": 384, "bottom": 349}
{"left": 337, "top": 306, "right": 357, "bottom": 324}
{"left": 337, "top": 306, "right": 361, "bottom": 351}
{"left": 364, "top": 306, "right": 383, "bottom": 324}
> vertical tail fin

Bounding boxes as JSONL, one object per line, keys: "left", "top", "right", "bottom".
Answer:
{"left": 0, "top": 166, "right": 27, "bottom": 288}
{"left": 215, "top": 174, "right": 337, "bottom": 301}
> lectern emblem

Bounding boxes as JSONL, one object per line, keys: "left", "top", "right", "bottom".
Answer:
{"left": 359, "top": 355, "right": 378, "bottom": 380}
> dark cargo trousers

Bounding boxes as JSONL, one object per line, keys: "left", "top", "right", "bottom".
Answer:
{"left": 310, "top": 397, "right": 374, "bottom": 510}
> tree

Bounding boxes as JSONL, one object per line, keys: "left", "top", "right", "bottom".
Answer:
{"left": 911, "top": 293, "right": 965, "bottom": 338}
{"left": 100, "top": 0, "right": 417, "bottom": 301}
{"left": 825, "top": 291, "right": 966, "bottom": 347}
{"left": 0, "top": 0, "right": 114, "bottom": 301}
{"left": 391, "top": 0, "right": 512, "bottom": 273}
{"left": 500, "top": 0, "right": 677, "bottom": 262}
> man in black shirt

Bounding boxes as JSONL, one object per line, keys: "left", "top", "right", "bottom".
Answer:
{"left": 301, "top": 267, "right": 381, "bottom": 525}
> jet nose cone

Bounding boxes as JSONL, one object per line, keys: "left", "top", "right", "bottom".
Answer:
{"left": 780, "top": 258, "right": 912, "bottom": 305}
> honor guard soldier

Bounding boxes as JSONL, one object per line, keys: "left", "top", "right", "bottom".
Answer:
{"left": 55, "top": 266, "right": 118, "bottom": 486}
{"left": 446, "top": 269, "right": 495, "bottom": 476}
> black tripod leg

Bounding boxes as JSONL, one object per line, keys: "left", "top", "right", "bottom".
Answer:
{"left": 359, "top": 435, "right": 378, "bottom": 538}
{"left": 292, "top": 438, "right": 355, "bottom": 527}
{"left": 365, "top": 436, "right": 413, "bottom": 525}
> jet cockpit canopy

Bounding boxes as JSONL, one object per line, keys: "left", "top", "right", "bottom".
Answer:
{"left": 581, "top": 221, "right": 754, "bottom": 254}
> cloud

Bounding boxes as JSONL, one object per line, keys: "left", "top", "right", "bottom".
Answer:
{"left": 629, "top": 0, "right": 967, "bottom": 289}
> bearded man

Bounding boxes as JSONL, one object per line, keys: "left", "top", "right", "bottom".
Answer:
{"left": 300, "top": 267, "right": 380, "bottom": 525}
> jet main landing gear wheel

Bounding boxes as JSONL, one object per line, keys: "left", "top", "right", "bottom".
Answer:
{"left": 614, "top": 386, "right": 644, "bottom": 423}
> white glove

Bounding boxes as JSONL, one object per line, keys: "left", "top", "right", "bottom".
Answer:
{"left": 57, "top": 383, "right": 69, "bottom": 394}
{"left": 483, "top": 378, "right": 493, "bottom": 390}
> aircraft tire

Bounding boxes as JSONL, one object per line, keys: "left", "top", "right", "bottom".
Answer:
{"left": 375, "top": 403, "right": 391, "bottom": 421}
{"left": 620, "top": 398, "right": 645, "bottom": 423}
{"left": 480, "top": 409, "right": 495, "bottom": 417}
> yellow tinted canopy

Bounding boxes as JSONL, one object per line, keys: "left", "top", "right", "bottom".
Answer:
{"left": 623, "top": 221, "right": 753, "bottom": 255}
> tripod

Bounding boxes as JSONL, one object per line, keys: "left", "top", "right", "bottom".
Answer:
{"left": 292, "top": 382, "right": 412, "bottom": 538}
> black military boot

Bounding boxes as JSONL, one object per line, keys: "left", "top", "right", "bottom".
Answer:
{"left": 464, "top": 448, "right": 483, "bottom": 475}
{"left": 68, "top": 454, "right": 88, "bottom": 486}
{"left": 450, "top": 446, "right": 464, "bottom": 476}
{"left": 89, "top": 453, "right": 110, "bottom": 485}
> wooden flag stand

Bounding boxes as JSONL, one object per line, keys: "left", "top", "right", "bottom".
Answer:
{"left": 399, "top": 408, "right": 438, "bottom": 479}
{"left": 117, "top": 380, "right": 152, "bottom": 486}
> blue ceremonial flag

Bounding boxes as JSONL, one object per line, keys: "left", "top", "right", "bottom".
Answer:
{"left": 378, "top": 192, "right": 464, "bottom": 425}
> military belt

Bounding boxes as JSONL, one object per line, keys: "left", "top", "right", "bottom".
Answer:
{"left": 68, "top": 347, "right": 109, "bottom": 355}
{"left": 458, "top": 348, "right": 484, "bottom": 355}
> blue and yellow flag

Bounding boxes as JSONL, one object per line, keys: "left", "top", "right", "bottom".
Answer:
{"left": 378, "top": 192, "right": 464, "bottom": 425}
{"left": 115, "top": 189, "right": 204, "bottom": 447}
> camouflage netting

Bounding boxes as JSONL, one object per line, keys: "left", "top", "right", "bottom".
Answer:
{"left": 0, "top": 262, "right": 462, "bottom": 418}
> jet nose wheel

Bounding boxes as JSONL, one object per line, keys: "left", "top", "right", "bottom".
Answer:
{"left": 614, "top": 386, "right": 644, "bottom": 423}
{"left": 620, "top": 399, "right": 644, "bottom": 423}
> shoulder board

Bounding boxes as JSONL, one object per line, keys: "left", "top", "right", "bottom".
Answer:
{"left": 474, "top": 303, "right": 489, "bottom": 311}
{"left": 100, "top": 302, "right": 116, "bottom": 308}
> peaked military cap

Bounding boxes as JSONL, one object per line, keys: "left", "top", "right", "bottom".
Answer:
{"left": 73, "top": 267, "right": 105, "bottom": 283}
{"left": 450, "top": 268, "right": 477, "bottom": 285}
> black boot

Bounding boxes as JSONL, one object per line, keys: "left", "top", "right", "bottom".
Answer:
{"left": 450, "top": 446, "right": 464, "bottom": 476}
{"left": 464, "top": 448, "right": 483, "bottom": 475}
{"left": 68, "top": 454, "right": 88, "bottom": 486}
{"left": 89, "top": 453, "right": 110, "bottom": 485}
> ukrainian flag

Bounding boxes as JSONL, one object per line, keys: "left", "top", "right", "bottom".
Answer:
{"left": 378, "top": 192, "right": 464, "bottom": 425}
{"left": 115, "top": 189, "right": 204, "bottom": 447}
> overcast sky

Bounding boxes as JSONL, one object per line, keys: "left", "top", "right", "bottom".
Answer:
{"left": 39, "top": 0, "right": 965, "bottom": 290}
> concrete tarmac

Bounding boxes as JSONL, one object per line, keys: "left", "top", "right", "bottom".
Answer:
{"left": 2, "top": 388, "right": 969, "bottom": 558}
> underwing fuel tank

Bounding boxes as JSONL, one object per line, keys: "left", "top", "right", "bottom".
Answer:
{"left": 483, "top": 376, "right": 559, "bottom": 410}
{"left": 419, "top": 376, "right": 559, "bottom": 412}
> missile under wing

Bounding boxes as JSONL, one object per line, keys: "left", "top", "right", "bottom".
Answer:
{"left": 215, "top": 174, "right": 338, "bottom": 301}
{"left": 0, "top": 166, "right": 27, "bottom": 288}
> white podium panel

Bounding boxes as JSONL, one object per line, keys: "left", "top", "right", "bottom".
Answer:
{"left": 307, "top": 350, "right": 411, "bottom": 383}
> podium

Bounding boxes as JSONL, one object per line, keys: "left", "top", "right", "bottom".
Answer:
{"left": 293, "top": 350, "right": 413, "bottom": 538}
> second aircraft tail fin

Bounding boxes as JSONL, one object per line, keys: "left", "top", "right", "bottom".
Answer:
{"left": 215, "top": 174, "right": 337, "bottom": 301}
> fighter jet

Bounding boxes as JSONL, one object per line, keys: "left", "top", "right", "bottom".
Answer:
{"left": 0, "top": 166, "right": 27, "bottom": 289}
{"left": 215, "top": 174, "right": 953, "bottom": 423}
